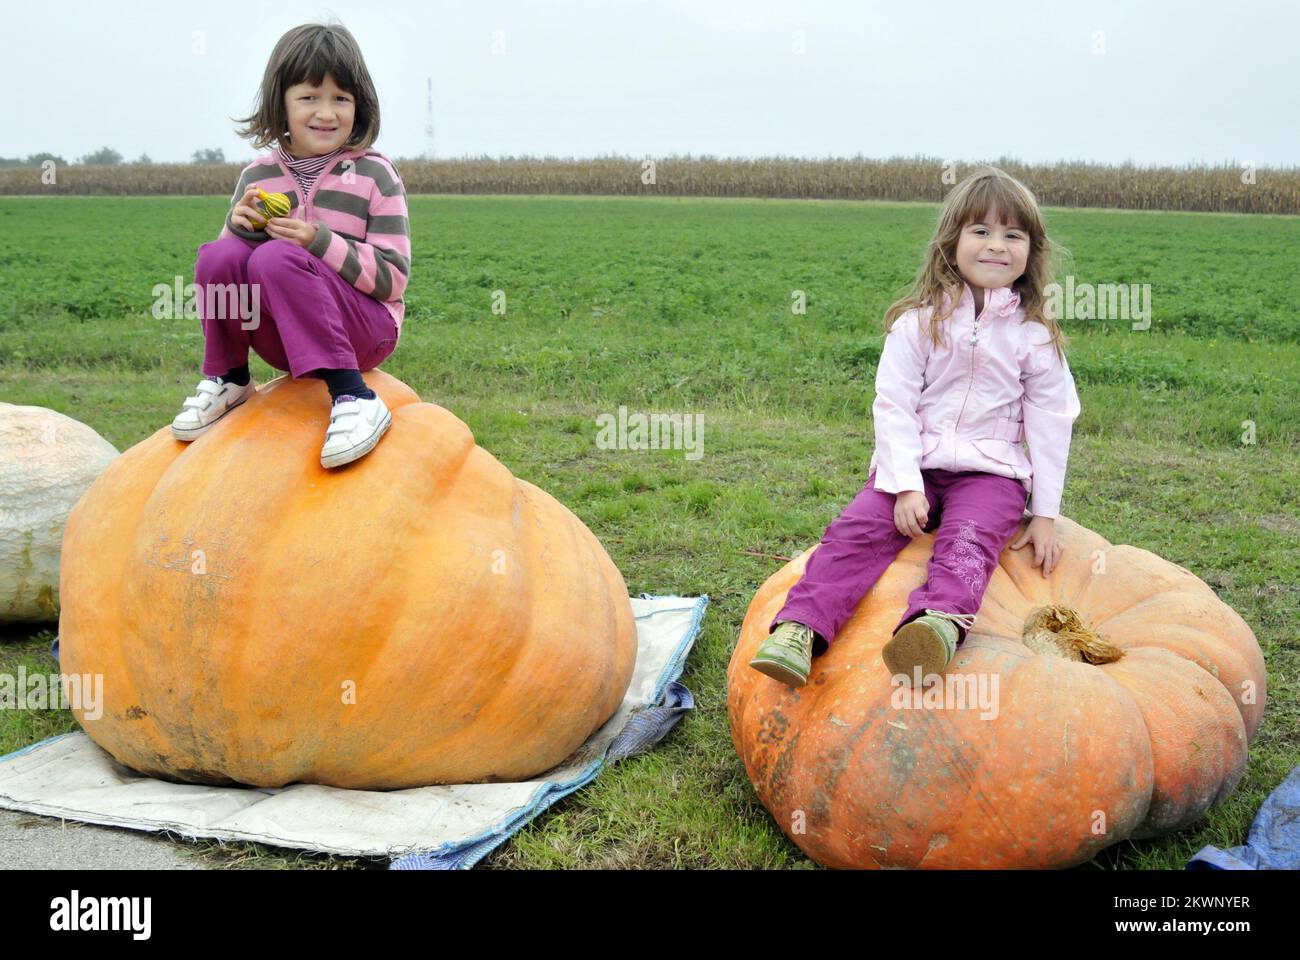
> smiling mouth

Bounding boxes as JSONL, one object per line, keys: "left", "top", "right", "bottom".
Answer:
{"left": 310, "top": 126, "right": 337, "bottom": 132}
{"left": 979, "top": 260, "right": 1009, "bottom": 266}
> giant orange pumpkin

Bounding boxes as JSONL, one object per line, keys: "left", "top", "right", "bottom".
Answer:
{"left": 58, "top": 371, "right": 637, "bottom": 790}
{"left": 728, "top": 515, "right": 1266, "bottom": 869}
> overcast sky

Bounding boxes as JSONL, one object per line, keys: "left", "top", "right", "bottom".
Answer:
{"left": 5, "top": 0, "right": 1296, "bottom": 166}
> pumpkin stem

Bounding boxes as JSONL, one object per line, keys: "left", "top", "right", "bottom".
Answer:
{"left": 1021, "top": 604, "right": 1124, "bottom": 664}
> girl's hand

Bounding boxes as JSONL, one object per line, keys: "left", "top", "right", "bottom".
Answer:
{"left": 264, "top": 216, "right": 319, "bottom": 249}
{"left": 231, "top": 183, "right": 266, "bottom": 232}
{"left": 1010, "top": 516, "right": 1063, "bottom": 577}
{"left": 894, "top": 490, "right": 930, "bottom": 538}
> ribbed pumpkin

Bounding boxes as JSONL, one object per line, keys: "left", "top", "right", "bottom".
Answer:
{"left": 728, "top": 515, "right": 1266, "bottom": 869}
{"left": 58, "top": 371, "right": 637, "bottom": 790}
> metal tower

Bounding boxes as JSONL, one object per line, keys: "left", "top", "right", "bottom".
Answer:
{"left": 424, "top": 77, "right": 435, "bottom": 160}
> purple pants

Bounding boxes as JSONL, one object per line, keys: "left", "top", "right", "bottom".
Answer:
{"left": 772, "top": 467, "right": 1028, "bottom": 655}
{"left": 195, "top": 236, "right": 398, "bottom": 380}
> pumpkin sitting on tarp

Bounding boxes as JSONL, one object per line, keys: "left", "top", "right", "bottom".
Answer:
{"left": 727, "top": 516, "right": 1266, "bottom": 869}
{"left": 58, "top": 370, "right": 637, "bottom": 790}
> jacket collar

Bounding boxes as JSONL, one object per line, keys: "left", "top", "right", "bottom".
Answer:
{"left": 263, "top": 144, "right": 369, "bottom": 170}
{"left": 959, "top": 282, "right": 1020, "bottom": 318}
{"left": 276, "top": 143, "right": 346, "bottom": 168}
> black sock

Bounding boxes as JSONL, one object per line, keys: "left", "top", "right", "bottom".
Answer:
{"left": 221, "top": 364, "right": 250, "bottom": 386}
{"left": 316, "top": 368, "right": 376, "bottom": 401}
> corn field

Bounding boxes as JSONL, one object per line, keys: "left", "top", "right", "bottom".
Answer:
{"left": 2, "top": 155, "right": 1296, "bottom": 214}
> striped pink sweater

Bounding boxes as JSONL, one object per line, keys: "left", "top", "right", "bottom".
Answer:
{"left": 218, "top": 147, "right": 411, "bottom": 337}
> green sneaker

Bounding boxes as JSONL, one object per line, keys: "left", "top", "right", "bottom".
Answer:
{"left": 882, "top": 609, "right": 976, "bottom": 684}
{"left": 750, "top": 620, "right": 817, "bottom": 687}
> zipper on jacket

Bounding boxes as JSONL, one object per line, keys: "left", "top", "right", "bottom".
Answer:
{"left": 951, "top": 290, "right": 990, "bottom": 470}
{"left": 287, "top": 148, "right": 355, "bottom": 219}
{"left": 300, "top": 161, "right": 327, "bottom": 217}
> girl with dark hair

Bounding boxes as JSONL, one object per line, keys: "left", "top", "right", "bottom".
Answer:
{"left": 173, "top": 21, "right": 410, "bottom": 469}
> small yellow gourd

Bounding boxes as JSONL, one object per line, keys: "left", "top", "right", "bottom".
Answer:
{"left": 248, "top": 188, "right": 292, "bottom": 229}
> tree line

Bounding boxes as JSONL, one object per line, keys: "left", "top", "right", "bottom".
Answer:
{"left": 0, "top": 148, "right": 229, "bottom": 167}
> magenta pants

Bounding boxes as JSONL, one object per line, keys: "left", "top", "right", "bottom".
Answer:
{"left": 771, "top": 467, "right": 1028, "bottom": 655}
{"left": 195, "top": 236, "right": 398, "bottom": 380}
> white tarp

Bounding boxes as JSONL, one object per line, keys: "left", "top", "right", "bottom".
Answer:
{"left": 0, "top": 594, "right": 706, "bottom": 868}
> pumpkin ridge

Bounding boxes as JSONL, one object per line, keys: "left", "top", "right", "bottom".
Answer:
{"left": 125, "top": 431, "right": 219, "bottom": 764}
{"left": 477, "top": 478, "right": 616, "bottom": 768}
{"left": 431, "top": 485, "right": 548, "bottom": 781}
{"left": 162, "top": 403, "right": 300, "bottom": 783}
{"left": 286, "top": 406, "right": 505, "bottom": 785}
{"left": 1100, "top": 648, "right": 1247, "bottom": 837}
{"left": 998, "top": 656, "right": 1156, "bottom": 868}
{"left": 545, "top": 476, "right": 636, "bottom": 752}
{"left": 1037, "top": 516, "right": 1114, "bottom": 608}
{"left": 1074, "top": 544, "right": 1202, "bottom": 623}
{"left": 1098, "top": 588, "right": 1246, "bottom": 633}
{"left": 1094, "top": 623, "right": 1263, "bottom": 738}
{"left": 1096, "top": 590, "right": 1262, "bottom": 658}
{"left": 333, "top": 453, "right": 537, "bottom": 785}
{"left": 858, "top": 706, "right": 1002, "bottom": 866}
{"left": 559, "top": 486, "right": 628, "bottom": 721}
{"left": 1090, "top": 582, "right": 1201, "bottom": 628}
{"left": 519, "top": 478, "right": 625, "bottom": 746}
{"left": 969, "top": 576, "right": 1030, "bottom": 637}
{"left": 65, "top": 432, "right": 188, "bottom": 773}
{"left": 389, "top": 402, "right": 479, "bottom": 484}
{"left": 351, "top": 443, "right": 620, "bottom": 785}
{"left": 388, "top": 477, "right": 585, "bottom": 783}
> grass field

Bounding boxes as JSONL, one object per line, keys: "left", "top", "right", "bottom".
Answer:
{"left": 1, "top": 194, "right": 1297, "bottom": 869}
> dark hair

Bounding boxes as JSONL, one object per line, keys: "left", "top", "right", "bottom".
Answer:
{"left": 231, "top": 22, "right": 381, "bottom": 152}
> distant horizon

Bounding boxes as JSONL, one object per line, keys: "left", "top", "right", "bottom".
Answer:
{"left": 4, "top": 151, "right": 1296, "bottom": 172}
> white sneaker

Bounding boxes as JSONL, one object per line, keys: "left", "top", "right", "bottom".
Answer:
{"left": 171, "top": 376, "right": 255, "bottom": 441}
{"left": 321, "top": 393, "right": 391, "bottom": 468}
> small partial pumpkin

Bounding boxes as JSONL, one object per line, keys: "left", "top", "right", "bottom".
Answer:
{"left": 0, "top": 403, "right": 118, "bottom": 622}
{"left": 727, "top": 515, "right": 1266, "bottom": 869}
{"left": 58, "top": 371, "right": 637, "bottom": 790}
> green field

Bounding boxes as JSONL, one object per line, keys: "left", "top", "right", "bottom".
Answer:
{"left": 1, "top": 195, "right": 1297, "bottom": 869}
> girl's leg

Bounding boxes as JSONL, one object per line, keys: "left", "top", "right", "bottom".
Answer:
{"left": 771, "top": 468, "right": 936, "bottom": 655}
{"left": 242, "top": 239, "right": 398, "bottom": 390}
{"left": 892, "top": 470, "right": 1028, "bottom": 645}
{"left": 195, "top": 236, "right": 269, "bottom": 378}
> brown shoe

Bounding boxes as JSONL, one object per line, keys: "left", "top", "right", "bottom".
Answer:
{"left": 882, "top": 610, "right": 975, "bottom": 684}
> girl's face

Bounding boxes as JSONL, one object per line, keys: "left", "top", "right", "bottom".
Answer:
{"left": 955, "top": 206, "right": 1030, "bottom": 291}
{"left": 283, "top": 73, "right": 355, "bottom": 157}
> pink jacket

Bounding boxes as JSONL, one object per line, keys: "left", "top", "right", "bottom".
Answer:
{"left": 218, "top": 147, "right": 410, "bottom": 338}
{"left": 869, "top": 283, "right": 1081, "bottom": 519}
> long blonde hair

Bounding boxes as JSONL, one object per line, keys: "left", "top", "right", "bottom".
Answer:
{"left": 884, "top": 166, "right": 1070, "bottom": 366}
